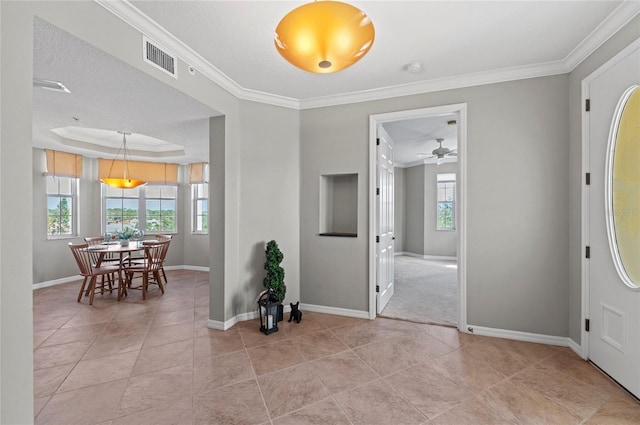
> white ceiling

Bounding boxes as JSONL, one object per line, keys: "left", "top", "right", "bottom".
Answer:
{"left": 32, "top": 1, "right": 638, "bottom": 163}
{"left": 127, "top": 0, "right": 635, "bottom": 105}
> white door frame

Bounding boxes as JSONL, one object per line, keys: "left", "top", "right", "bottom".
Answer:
{"left": 580, "top": 38, "right": 640, "bottom": 360}
{"left": 368, "top": 103, "right": 468, "bottom": 332}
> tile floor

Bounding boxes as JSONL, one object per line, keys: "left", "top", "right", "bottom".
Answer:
{"left": 33, "top": 270, "right": 640, "bottom": 425}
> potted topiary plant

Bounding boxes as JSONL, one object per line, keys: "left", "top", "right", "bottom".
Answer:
{"left": 263, "top": 240, "right": 286, "bottom": 322}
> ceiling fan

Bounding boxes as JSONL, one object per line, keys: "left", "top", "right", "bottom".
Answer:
{"left": 418, "top": 138, "right": 457, "bottom": 159}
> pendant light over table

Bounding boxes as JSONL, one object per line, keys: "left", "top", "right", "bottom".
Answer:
{"left": 274, "top": 0, "right": 375, "bottom": 73}
{"left": 100, "top": 131, "right": 146, "bottom": 189}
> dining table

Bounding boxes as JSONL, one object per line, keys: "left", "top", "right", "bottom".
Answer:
{"left": 86, "top": 240, "right": 145, "bottom": 300}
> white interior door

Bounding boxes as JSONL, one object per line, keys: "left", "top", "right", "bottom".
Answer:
{"left": 587, "top": 42, "right": 640, "bottom": 398}
{"left": 377, "top": 129, "right": 395, "bottom": 314}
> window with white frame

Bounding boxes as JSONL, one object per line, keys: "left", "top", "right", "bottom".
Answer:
{"left": 103, "top": 185, "right": 177, "bottom": 234}
{"left": 104, "top": 186, "right": 141, "bottom": 233}
{"left": 145, "top": 185, "right": 177, "bottom": 233}
{"left": 46, "top": 176, "right": 78, "bottom": 237}
{"left": 436, "top": 173, "right": 456, "bottom": 230}
{"left": 192, "top": 183, "right": 208, "bottom": 233}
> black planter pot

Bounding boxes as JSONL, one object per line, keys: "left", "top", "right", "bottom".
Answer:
{"left": 277, "top": 304, "right": 284, "bottom": 322}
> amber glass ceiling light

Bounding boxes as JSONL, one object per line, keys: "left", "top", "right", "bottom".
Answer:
{"left": 274, "top": 0, "right": 375, "bottom": 73}
{"left": 100, "top": 132, "right": 146, "bottom": 189}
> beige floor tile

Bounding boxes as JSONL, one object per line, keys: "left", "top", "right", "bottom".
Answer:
{"left": 151, "top": 308, "right": 194, "bottom": 328}
{"left": 294, "top": 329, "right": 350, "bottom": 361}
{"left": 142, "top": 322, "right": 194, "bottom": 348}
{"left": 312, "top": 312, "right": 368, "bottom": 329}
{"left": 193, "top": 330, "right": 245, "bottom": 360}
{"left": 34, "top": 363, "right": 75, "bottom": 398}
{"left": 430, "top": 347, "right": 508, "bottom": 393}
{"left": 82, "top": 329, "right": 147, "bottom": 360}
{"left": 33, "top": 329, "right": 57, "bottom": 349}
{"left": 429, "top": 395, "right": 516, "bottom": 425}
{"left": 194, "top": 379, "right": 268, "bottom": 425}
{"left": 310, "top": 351, "right": 379, "bottom": 394}
{"left": 247, "top": 339, "right": 308, "bottom": 375}
{"left": 111, "top": 397, "right": 192, "bottom": 425}
{"left": 353, "top": 337, "right": 418, "bottom": 376}
{"left": 329, "top": 321, "right": 396, "bottom": 349}
{"left": 394, "top": 328, "right": 456, "bottom": 362}
{"left": 156, "top": 297, "right": 195, "bottom": 313}
{"left": 35, "top": 379, "right": 128, "bottom": 425}
{"left": 384, "top": 363, "right": 472, "bottom": 419}
{"left": 39, "top": 322, "right": 106, "bottom": 348}
{"left": 33, "top": 314, "right": 73, "bottom": 332}
{"left": 273, "top": 397, "right": 351, "bottom": 425}
{"left": 62, "top": 305, "right": 119, "bottom": 328}
{"left": 480, "top": 379, "right": 581, "bottom": 424}
{"left": 422, "top": 325, "right": 483, "bottom": 349}
{"left": 239, "top": 324, "right": 293, "bottom": 348}
{"left": 193, "top": 349, "right": 255, "bottom": 394}
{"left": 459, "top": 339, "right": 531, "bottom": 377}
{"left": 334, "top": 379, "right": 427, "bottom": 425}
{"left": 34, "top": 341, "right": 92, "bottom": 370}
{"left": 541, "top": 351, "right": 621, "bottom": 395}
{"left": 482, "top": 336, "right": 560, "bottom": 363}
{"left": 258, "top": 362, "right": 331, "bottom": 418}
{"left": 585, "top": 393, "right": 640, "bottom": 424}
{"left": 277, "top": 313, "right": 328, "bottom": 338}
{"left": 58, "top": 351, "right": 138, "bottom": 393}
{"left": 132, "top": 338, "right": 193, "bottom": 376}
{"left": 34, "top": 396, "right": 50, "bottom": 420}
{"left": 118, "top": 364, "right": 193, "bottom": 417}
{"left": 511, "top": 363, "right": 612, "bottom": 420}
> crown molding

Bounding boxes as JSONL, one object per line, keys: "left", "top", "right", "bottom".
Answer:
{"left": 95, "top": 0, "right": 301, "bottom": 110}
{"left": 96, "top": 0, "right": 639, "bottom": 111}
{"left": 563, "top": 0, "right": 640, "bottom": 71}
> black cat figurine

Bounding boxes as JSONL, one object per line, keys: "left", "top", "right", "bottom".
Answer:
{"left": 288, "top": 301, "right": 302, "bottom": 323}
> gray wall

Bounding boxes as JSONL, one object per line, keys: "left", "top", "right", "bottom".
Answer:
{"left": 393, "top": 167, "right": 405, "bottom": 252}
{"left": 397, "top": 162, "right": 457, "bottom": 257}
{"left": 300, "top": 74, "right": 571, "bottom": 335}
{"left": 404, "top": 165, "right": 425, "bottom": 254}
{"left": 567, "top": 16, "right": 640, "bottom": 345}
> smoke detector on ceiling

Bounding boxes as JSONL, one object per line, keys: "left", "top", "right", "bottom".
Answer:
{"left": 404, "top": 61, "right": 423, "bottom": 74}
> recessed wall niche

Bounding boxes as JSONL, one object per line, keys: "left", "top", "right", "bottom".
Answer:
{"left": 319, "top": 173, "right": 358, "bottom": 237}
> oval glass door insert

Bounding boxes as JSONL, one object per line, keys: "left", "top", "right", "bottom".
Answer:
{"left": 606, "top": 85, "right": 640, "bottom": 289}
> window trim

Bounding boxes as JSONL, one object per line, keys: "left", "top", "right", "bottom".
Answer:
{"left": 46, "top": 176, "right": 79, "bottom": 240}
{"left": 101, "top": 184, "right": 178, "bottom": 235}
{"left": 436, "top": 174, "right": 456, "bottom": 231}
{"left": 191, "top": 182, "right": 209, "bottom": 235}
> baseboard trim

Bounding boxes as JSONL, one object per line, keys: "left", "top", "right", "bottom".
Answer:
{"left": 32, "top": 275, "right": 81, "bottom": 290}
{"left": 208, "top": 305, "right": 294, "bottom": 331}
{"left": 33, "top": 265, "right": 210, "bottom": 289}
{"left": 568, "top": 338, "right": 587, "bottom": 359}
{"left": 401, "top": 252, "right": 457, "bottom": 261}
{"left": 299, "top": 303, "right": 370, "bottom": 319}
{"left": 469, "top": 325, "right": 570, "bottom": 347}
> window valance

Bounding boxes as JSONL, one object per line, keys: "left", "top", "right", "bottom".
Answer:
{"left": 98, "top": 159, "right": 178, "bottom": 185}
{"left": 189, "top": 162, "right": 209, "bottom": 184}
{"left": 45, "top": 150, "right": 83, "bottom": 178}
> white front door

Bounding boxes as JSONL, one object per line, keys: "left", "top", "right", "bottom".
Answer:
{"left": 587, "top": 41, "right": 640, "bottom": 398}
{"left": 377, "top": 129, "right": 395, "bottom": 314}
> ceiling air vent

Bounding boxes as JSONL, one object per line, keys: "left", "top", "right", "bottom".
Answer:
{"left": 143, "top": 36, "right": 177, "bottom": 78}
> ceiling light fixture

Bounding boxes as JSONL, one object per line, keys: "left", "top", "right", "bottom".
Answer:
{"left": 33, "top": 78, "right": 70, "bottom": 93}
{"left": 274, "top": 0, "right": 375, "bottom": 73}
{"left": 100, "top": 132, "right": 146, "bottom": 189}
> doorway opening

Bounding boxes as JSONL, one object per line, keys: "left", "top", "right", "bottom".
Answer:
{"left": 369, "top": 104, "right": 467, "bottom": 332}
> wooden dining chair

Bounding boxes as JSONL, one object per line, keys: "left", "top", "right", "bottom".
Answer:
{"left": 155, "top": 234, "right": 172, "bottom": 284}
{"left": 68, "top": 242, "right": 121, "bottom": 305}
{"left": 122, "top": 240, "right": 168, "bottom": 300}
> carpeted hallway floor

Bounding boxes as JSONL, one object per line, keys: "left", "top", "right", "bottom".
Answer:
{"left": 379, "top": 255, "right": 457, "bottom": 326}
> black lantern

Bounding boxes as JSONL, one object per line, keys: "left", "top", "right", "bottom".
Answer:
{"left": 258, "top": 289, "right": 279, "bottom": 335}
